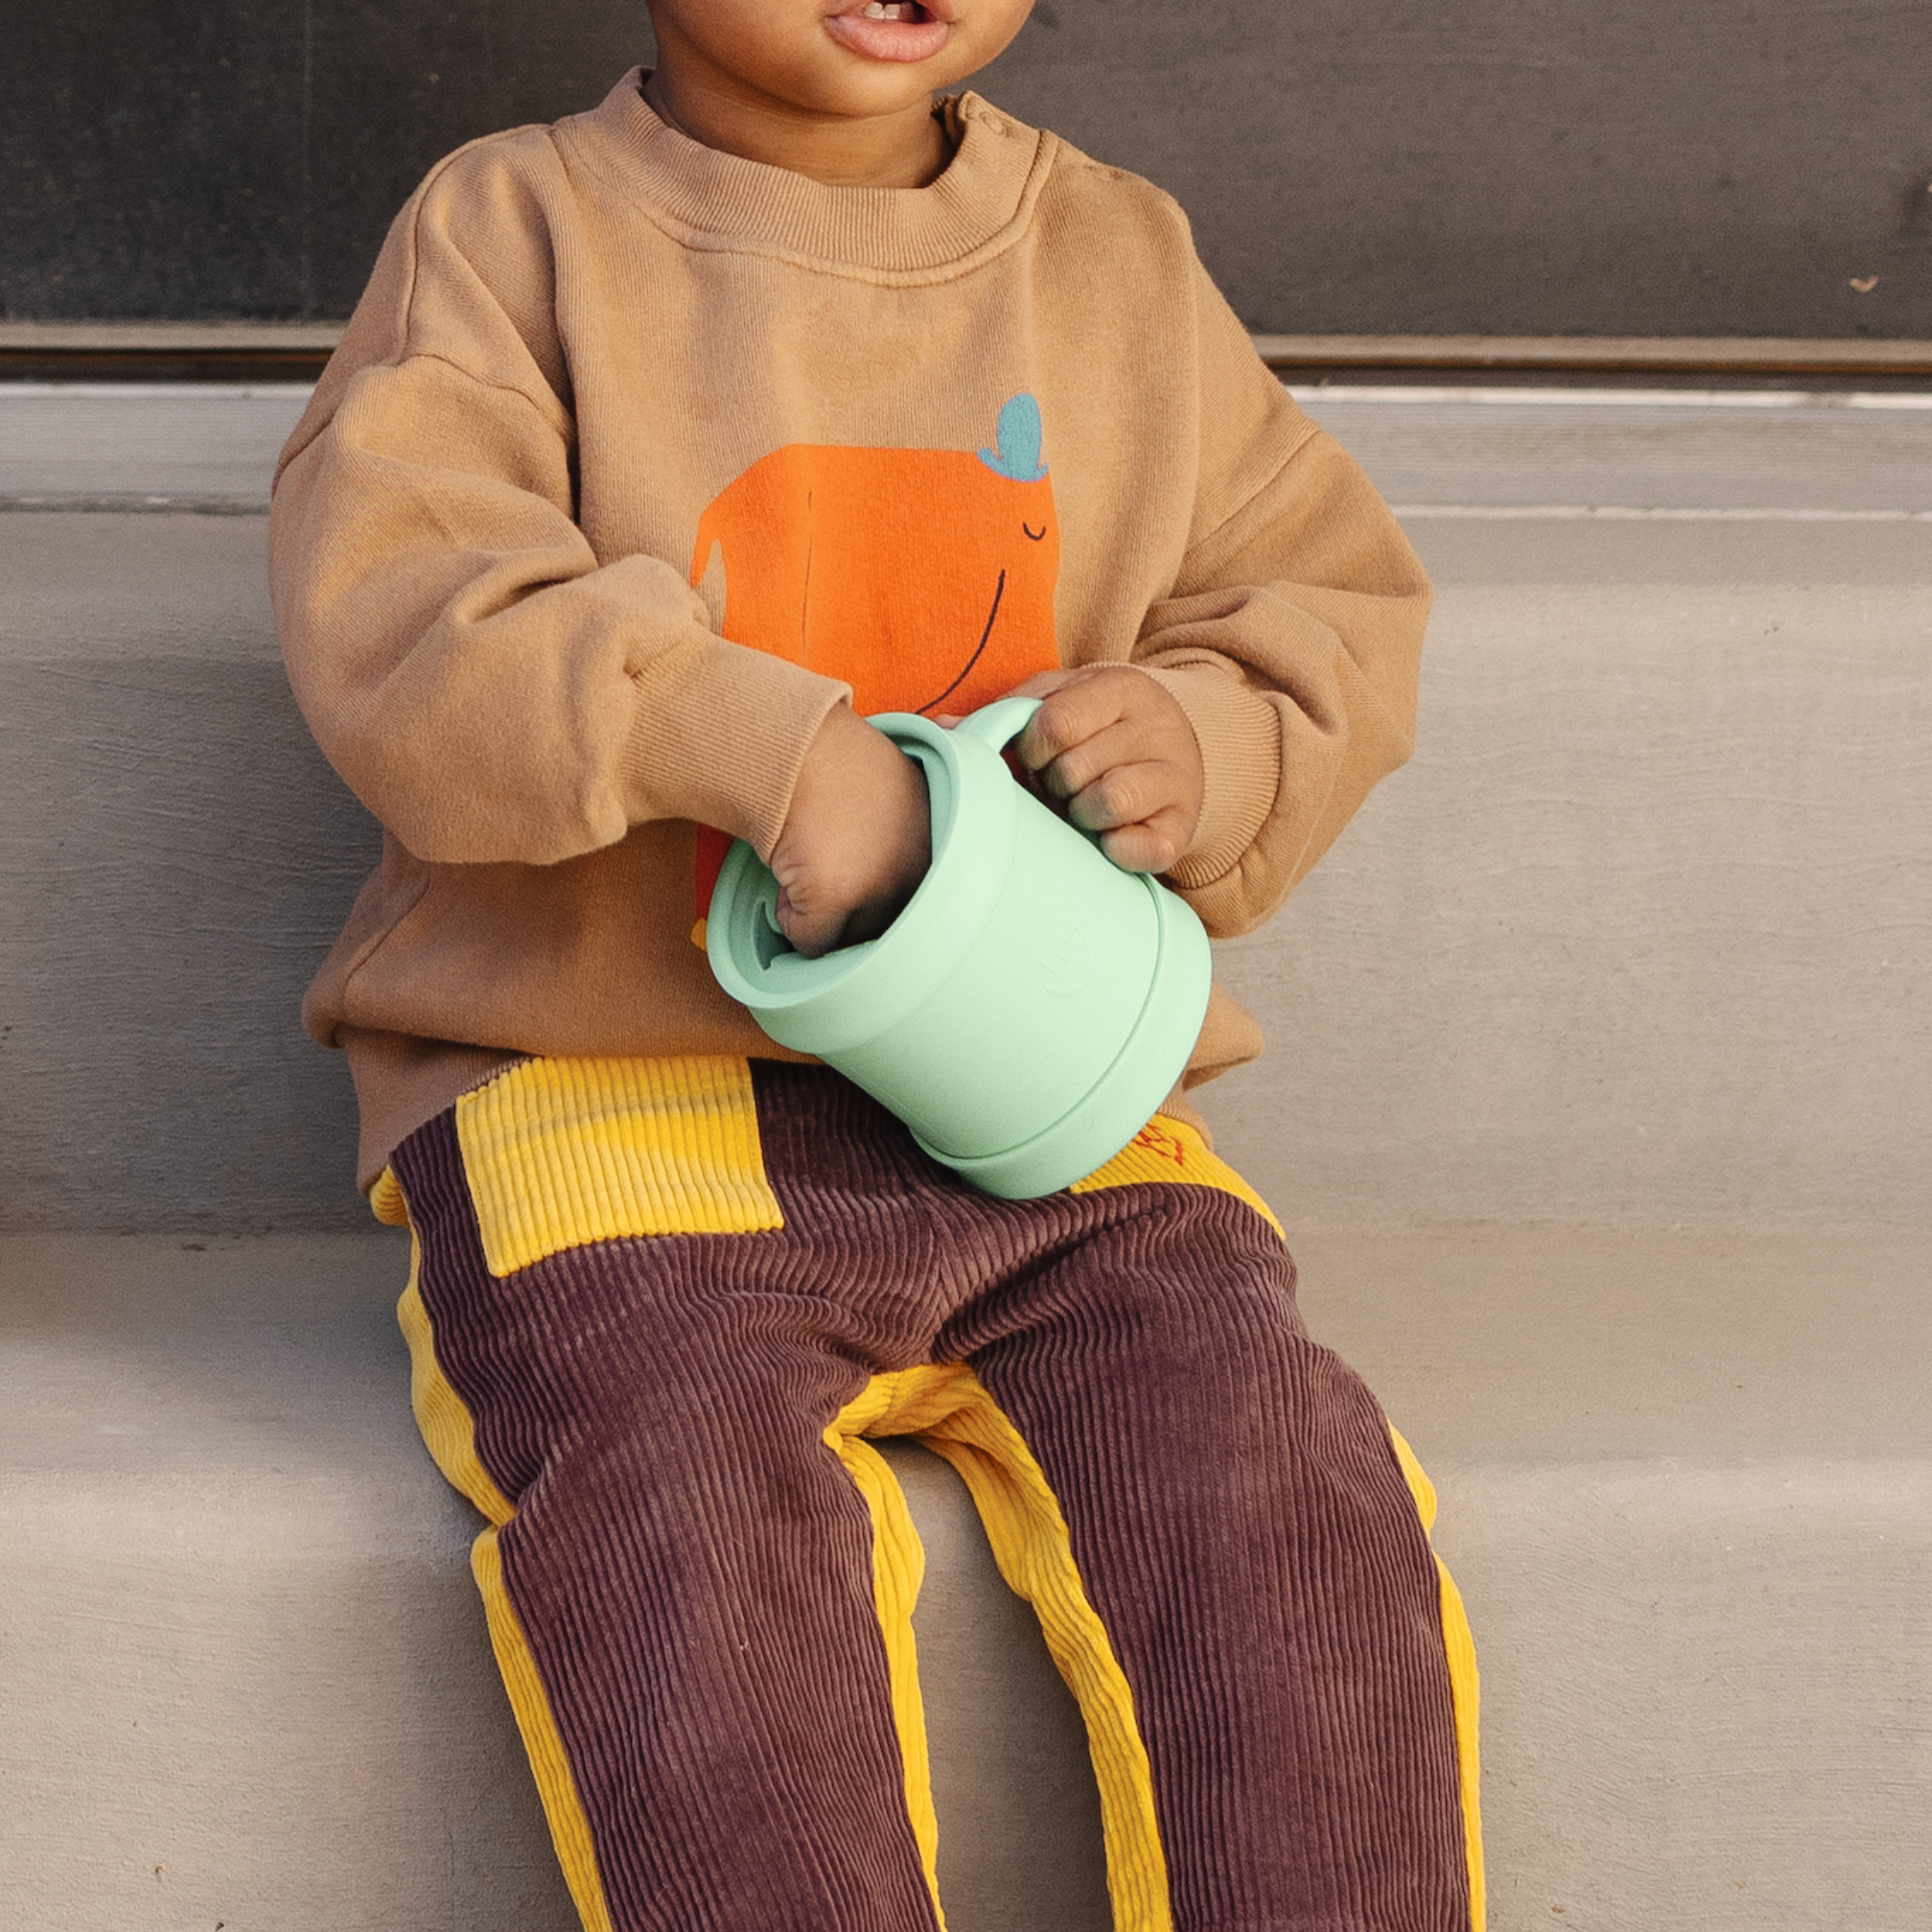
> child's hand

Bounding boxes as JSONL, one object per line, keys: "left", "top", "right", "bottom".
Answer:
{"left": 1007, "top": 666, "right": 1206, "bottom": 874}
{"left": 770, "top": 705, "right": 931, "bottom": 957}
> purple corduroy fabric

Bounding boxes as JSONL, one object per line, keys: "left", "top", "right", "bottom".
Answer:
{"left": 393, "top": 1062, "right": 1470, "bottom": 1932}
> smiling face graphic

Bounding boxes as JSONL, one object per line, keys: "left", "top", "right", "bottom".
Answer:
{"left": 690, "top": 394, "right": 1061, "bottom": 718}
{"left": 688, "top": 395, "right": 1063, "bottom": 923}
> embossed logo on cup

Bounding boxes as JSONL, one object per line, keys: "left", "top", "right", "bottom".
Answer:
{"left": 1042, "top": 936, "right": 1092, "bottom": 1000}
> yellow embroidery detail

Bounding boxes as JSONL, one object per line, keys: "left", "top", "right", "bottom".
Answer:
{"left": 1070, "top": 1115, "right": 1284, "bottom": 1239}
{"left": 832, "top": 1365, "right": 1173, "bottom": 1932}
{"left": 455, "top": 1056, "right": 784, "bottom": 1277}
{"left": 1389, "top": 1425, "right": 1486, "bottom": 1932}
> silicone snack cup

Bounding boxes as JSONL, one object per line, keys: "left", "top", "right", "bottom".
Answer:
{"left": 706, "top": 695, "right": 1212, "bottom": 1199}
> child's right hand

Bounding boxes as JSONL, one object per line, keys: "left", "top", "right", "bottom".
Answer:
{"left": 770, "top": 705, "right": 931, "bottom": 957}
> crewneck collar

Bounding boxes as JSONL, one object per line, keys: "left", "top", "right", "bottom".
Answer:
{"left": 563, "top": 68, "right": 1054, "bottom": 281}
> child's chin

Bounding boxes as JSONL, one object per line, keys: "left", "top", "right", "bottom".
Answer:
{"left": 823, "top": 13, "right": 954, "bottom": 65}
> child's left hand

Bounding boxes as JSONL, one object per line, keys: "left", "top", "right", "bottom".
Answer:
{"left": 1001, "top": 665, "right": 1206, "bottom": 876}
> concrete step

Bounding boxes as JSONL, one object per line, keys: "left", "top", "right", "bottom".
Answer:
{"left": 0, "top": 1230, "right": 1104, "bottom": 1932}
{"left": 7, "top": 380, "right": 1932, "bottom": 515}
{"left": 3, "top": 495, "right": 1927, "bottom": 1231}
{"left": 0, "top": 383, "right": 311, "bottom": 510}
{"left": 2, "top": 386, "right": 1928, "bottom": 1930}
{"left": 5, "top": 1225, "right": 1928, "bottom": 1930}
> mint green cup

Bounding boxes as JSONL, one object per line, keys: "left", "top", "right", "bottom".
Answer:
{"left": 706, "top": 695, "right": 1212, "bottom": 1199}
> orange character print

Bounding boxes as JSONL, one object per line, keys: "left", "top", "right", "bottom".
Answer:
{"left": 691, "top": 393, "right": 1063, "bottom": 920}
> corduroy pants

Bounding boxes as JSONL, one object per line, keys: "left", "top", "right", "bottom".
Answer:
{"left": 379, "top": 1056, "right": 1482, "bottom": 1932}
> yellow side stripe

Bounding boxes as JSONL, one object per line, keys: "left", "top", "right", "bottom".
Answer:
{"left": 1071, "top": 1116, "right": 1284, "bottom": 1240}
{"left": 396, "top": 1235, "right": 515, "bottom": 1528}
{"left": 823, "top": 1421, "right": 947, "bottom": 1928}
{"left": 455, "top": 1056, "right": 784, "bottom": 1277}
{"left": 385, "top": 1179, "right": 615, "bottom": 1932}
{"left": 837, "top": 1365, "right": 1173, "bottom": 1932}
{"left": 1389, "top": 1425, "right": 1486, "bottom": 1932}
{"left": 473, "top": 1529, "right": 617, "bottom": 1932}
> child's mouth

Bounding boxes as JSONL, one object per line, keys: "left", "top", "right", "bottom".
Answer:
{"left": 824, "top": 2, "right": 954, "bottom": 65}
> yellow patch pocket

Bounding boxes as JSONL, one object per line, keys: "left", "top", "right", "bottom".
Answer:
{"left": 455, "top": 1056, "right": 785, "bottom": 1277}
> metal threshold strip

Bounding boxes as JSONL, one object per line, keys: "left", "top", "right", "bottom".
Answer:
{"left": 1250, "top": 334, "right": 1932, "bottom": 378}
{"left": 2, "top": 322, "right": 1930, "bottom": 383}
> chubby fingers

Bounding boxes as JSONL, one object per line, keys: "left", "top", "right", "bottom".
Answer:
{"left": 1010, "top": 665, "right": 1205, "bottom": 874}
{"left": 1010, "top": 665, "right": 1184, "bottom": 774}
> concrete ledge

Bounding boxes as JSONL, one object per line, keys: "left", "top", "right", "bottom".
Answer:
{"left": 4, "top": 379, "right": 1928, "bottom": 1932}
{"left": 5, "top": 496, "right": 1927, "bottom": 1231}
{"left": 5, "top": 1226, "right": 1928, "bottom": 1929}
{"left": 0, "top": 386, "right": 311, "bottom": 508}
{"left": 8, "top": 382, "right": 1932, "bottom": 515}
{"left": 0, "top": 323, "right": 347, "bottom": 352}
{"left": 0, "top": 1231, "right": 1111, "bottom": 1932}
{"left": 1287, "top": 1222, "right": 1932, "bottom": 1929}
{"left": 0, "top": 514, "right": 373, "bottom": 1229}
{"left": 1253, "top": 335, "right": 1932, "bottom": 376}
{"left": 1212, "top": 570, "right": 1932, "bottom": 1226}
{"left": 6, "top": 324, "right": 1931, "bottom": 380}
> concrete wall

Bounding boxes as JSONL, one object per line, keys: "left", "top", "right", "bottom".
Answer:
{"left": 3, "top": 2, "right": 1928, "bottom": 335}
{"left": 0, "top": 512, "right": 373, "bottom": 1227}
{"left": 5, "top": 390, "right": 1930, "bottom": 1930}
{"left": 3, "top": 386, "right": 1928, "bottom": 1233}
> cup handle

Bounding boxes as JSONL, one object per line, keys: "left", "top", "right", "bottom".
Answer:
{"left": 951, "top": 694, "right": 1043, "bottom": 753}
{"left": 954, "top": 690, "right": 1120, "bottom": 858}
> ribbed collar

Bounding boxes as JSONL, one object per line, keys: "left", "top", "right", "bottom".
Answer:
{"left": 562, "top": 68, "right": 1054, "bottom": 280}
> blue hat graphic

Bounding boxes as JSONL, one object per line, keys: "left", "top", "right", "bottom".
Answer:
{"left": 978, "top": 393, "right": 1049, "bottom": 482}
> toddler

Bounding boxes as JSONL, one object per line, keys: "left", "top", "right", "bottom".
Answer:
{"left": 270, "top": 3, "right": 1481, "bottom": 1928}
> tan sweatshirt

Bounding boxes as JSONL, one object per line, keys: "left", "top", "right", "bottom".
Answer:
{"left": 269, "top": 70, "right": 1430, "bottom": 1189}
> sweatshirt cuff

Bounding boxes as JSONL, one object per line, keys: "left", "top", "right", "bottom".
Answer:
{"left": 1138, "top": 663, "right": 1282, "bottom": 889}
{"left": 617, "top": 635, "right": 852, "bottom": 859}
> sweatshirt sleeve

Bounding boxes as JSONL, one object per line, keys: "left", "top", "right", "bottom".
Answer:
{"left": 268, "top": 147, "right": 849, "bottom": 869}
{"left": 1126, "top": 260, "right": 1430, "bottom": 940}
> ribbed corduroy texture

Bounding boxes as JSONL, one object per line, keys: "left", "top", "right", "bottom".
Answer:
{"left": 394, "top": 1063, "right": 1471, "bottom": 1932}
{"left": 456, "top": 1055, "right": 784, "bottom": 1275}
{"left": 832, "top": 1362, "right": 1175, "bottom": 1931}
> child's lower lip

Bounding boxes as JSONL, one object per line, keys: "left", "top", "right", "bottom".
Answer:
{"left": 824, "top": 5, "right": 953, "bottom": 64}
